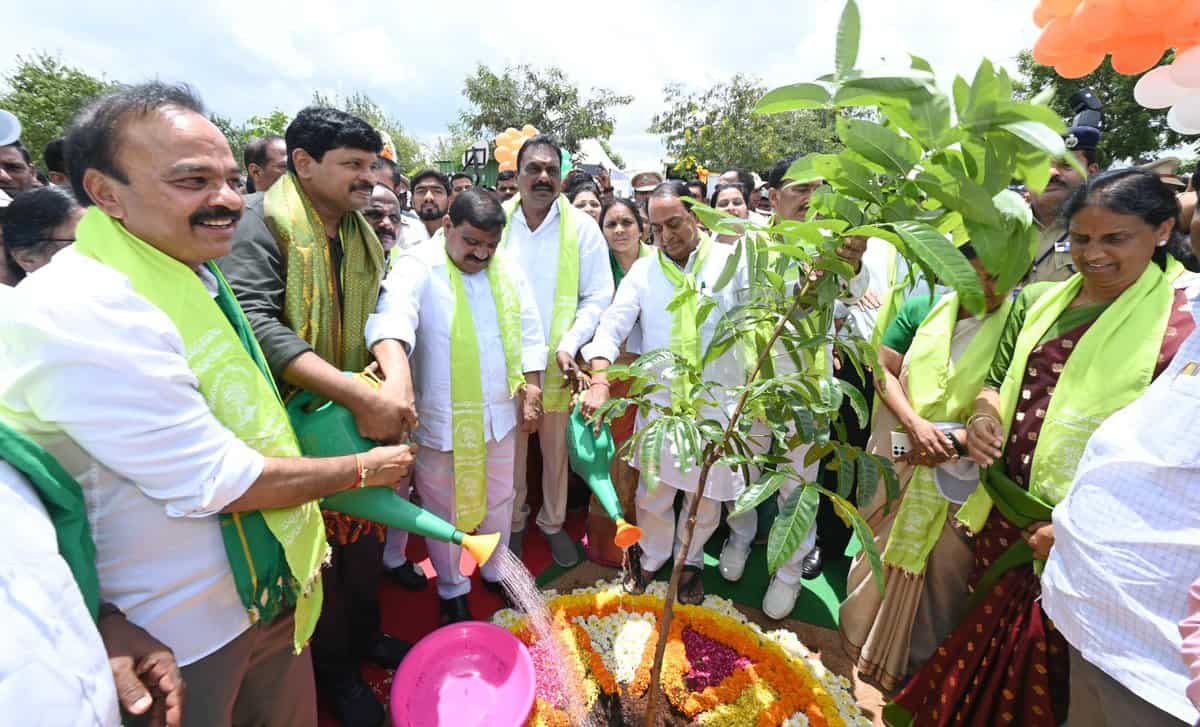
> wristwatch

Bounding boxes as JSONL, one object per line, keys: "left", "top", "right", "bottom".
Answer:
{"left": 946, "top": 431, "right": 968, "bottom": 458}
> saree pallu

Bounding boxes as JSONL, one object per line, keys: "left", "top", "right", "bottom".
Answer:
{"left": 887, "top": 291, "right": 1193, "bottom": 727}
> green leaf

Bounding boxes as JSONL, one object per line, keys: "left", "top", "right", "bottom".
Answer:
{"left": 834, "top": 446, "right": 856, "bottom": 498}
{"left": 731, "top": 470, "right": 787, "bottom": 517}
{"left": 837, "top": 378, "right": 870, "bottom": 429}
{"left": 755, "top": 83, "right": 832, "bottom": 114}
{"left": 712, "top": 238, "right": 744, "bottom": 293}
{"left": 767, "top": 485, "right": 821, "bottom": 573}
{"left": 855, "top": 451, "right": 880, "bottom": 513}
{"left": 891, "top": 220, "right": 986, "bottom": 315}
{"left": 909, "top": 54, "right": 934, "bottom": 73}
{"left": 638, "top": 419, "right": 668, "bottom": 493}
{"left": 833, "top": 72, "right": 936, "bottom": 107}
{"left": 913, "top": 165, "right": 1001, "bottom": 227}
{"left": 826, "top": 488, "right": 884, "bottom": 592}
{"left": 809, "top": 188, "right": 865, "bottom": 227}
{"left": 967, "top": 59, "right": 1000, "bottom": 114}
{"left": 1001, "top": 120, "right": 1066, "bottom": 157}
{"left": 836, "top": 117, "right": 921, "bottom": 176}
{"left": 835, "top": 0, "right": 861, "bottom": 78}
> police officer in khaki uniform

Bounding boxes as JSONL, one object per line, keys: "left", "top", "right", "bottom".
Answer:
{"left": 1024, "top": 125, "right": 1102, "bottom": 285}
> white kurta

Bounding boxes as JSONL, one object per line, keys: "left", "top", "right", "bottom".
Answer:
{"left": 0, "top": 250, "right": 265, "bottom": 666}
{"left": 582, "top": 241, "right": 750, "bottom": 502}
{"left": 501, "top": 197, "right": 614, "bottom": 356}
{"left": 0, "top": 460, "right": 120, "bottom": 726}
{"left": 366, "top": 242, "right": 547, "bottom": 451}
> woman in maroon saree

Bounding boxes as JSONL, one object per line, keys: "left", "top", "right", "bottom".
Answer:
{"left": 886, "top": 169, "right": 1196, "bottom": 726}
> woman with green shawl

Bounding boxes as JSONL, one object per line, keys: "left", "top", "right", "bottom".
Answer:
{"left": 584, "top": 198, "right": 652, "bottom": 566}
{"left": 888, "top": 168, "right": 1197, "bottom": 726}
{"left": 840, "top": 244, "right": 1012, "bottom": 693}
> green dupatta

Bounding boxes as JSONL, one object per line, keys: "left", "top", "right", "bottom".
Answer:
{"left": 657, "top": 233, "right": 714, "bottom": 409}
{"left": 74, "top": 208, "right": 328, "bottom": 654}
{"left": 501, "top": 194, "right": 579, "bottom": 412}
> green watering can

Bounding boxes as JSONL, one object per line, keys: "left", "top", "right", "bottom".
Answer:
{"left": 286, "top": 378, "right": 500, "bottom": 567}
{"left": 566, "top": 403, "right": 642, "bottom": 550}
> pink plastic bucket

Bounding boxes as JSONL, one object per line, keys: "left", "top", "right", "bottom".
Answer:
{"left": 390, "top": 621, "right": 535, "bottom": 727}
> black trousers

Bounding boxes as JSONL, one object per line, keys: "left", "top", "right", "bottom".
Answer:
{"left": 310, "top": 533, "right": 383, "bottom": 685}
{"left": 817, "top": 363, "right": 875, "bottom": 556}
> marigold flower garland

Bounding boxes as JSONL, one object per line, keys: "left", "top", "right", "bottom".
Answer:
{"left": 492, "top": 580, "right": 869, "bottom": 727}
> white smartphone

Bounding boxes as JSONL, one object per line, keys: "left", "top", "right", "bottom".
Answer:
{"left": 891, "top": 430, "right": 911, "bottom": 459}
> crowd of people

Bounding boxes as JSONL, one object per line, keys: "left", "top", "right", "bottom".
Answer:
{"left": 0, "top": 78, "right": 1199, "bottom": 727}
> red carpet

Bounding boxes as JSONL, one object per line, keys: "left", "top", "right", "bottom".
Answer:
{"left": 316, "top": 509, "right": 588, "bottom": 726}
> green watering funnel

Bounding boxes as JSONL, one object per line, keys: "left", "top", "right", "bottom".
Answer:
{"left": 566, "top": 403, "right": 642, "bottom": 550}
{"left": 286, "top": 384, "right": 500, "bottom": 567}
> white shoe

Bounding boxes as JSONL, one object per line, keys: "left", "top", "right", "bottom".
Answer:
{"left": 718, "top": 539, "right": 751, "bottom": 582}
{"left": 763, "top": 575, "right": 802, "bottom": 620}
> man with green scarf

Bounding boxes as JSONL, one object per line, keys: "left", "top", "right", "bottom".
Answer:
{"left": 502, "top": 134, "right": 614, "bottom": 567}
{"left": 367, "top": 189, "right": 546, "bottom": 624}
{"left": 217, "top": 106, "right": 411, "bottom": 726}
{"left": 0, "top": 83, "right": 416, "bottom": 727}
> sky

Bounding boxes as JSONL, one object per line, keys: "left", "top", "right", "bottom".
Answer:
{"left": 4, "top": 1, "right": 1042, "bottom": 171}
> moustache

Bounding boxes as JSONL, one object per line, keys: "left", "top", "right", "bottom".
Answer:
{"left": 532, "top": 183, "right": 554, "bottom": 192}
{"left": 350, "top": 181, "right": 373, "bottom": 194}
{"left": 465, "top": 255, "right": 489, "bottom": 265}
{"left": 189, "top": 205, "right": 243, "bottom": 227}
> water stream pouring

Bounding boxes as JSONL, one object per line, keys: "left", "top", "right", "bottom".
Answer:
{"left": 566, "top": 404, "right": 643, "bottom": 550}
{"left": 286, "top": 379, "right": 499, "bottom": 567}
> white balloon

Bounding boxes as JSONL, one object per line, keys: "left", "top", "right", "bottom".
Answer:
{"left": 1167, "top": 93, "right": 1200, "bottom": 135}
{"left": 1169, "top": 46, "right": 1200, "bottom": 89}
{"left": 1135, "top": 66, "right": 1189, "bottom": 109}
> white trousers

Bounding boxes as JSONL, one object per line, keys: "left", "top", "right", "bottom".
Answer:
{"left": 414, "top": 432, "right": 516, "bottom": 599}
{"left": 636, "top": 473, "right": 723, "bottom": 573}
{"left": 381, "top": 475, "right": 414, "bottom": 569}
{"left": 723, "top": 443, "right": 819, "bottom": 586}
{"left": 511, "top": 408, "right": 570, "bottom": 535}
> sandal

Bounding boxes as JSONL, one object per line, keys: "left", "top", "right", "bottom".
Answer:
{"left": 677, "top": 565, "right": 705, "bottom": 605}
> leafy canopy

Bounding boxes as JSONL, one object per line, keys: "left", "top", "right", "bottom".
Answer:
{"left": 0, "top": 53, "right": 112, "bottom": 168}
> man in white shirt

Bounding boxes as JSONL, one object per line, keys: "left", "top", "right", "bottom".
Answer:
{"left": 502, "top": 135, "right": 615, "bottom": 567}
{"left": 0, "top": 82, "right": 415, "bottom": 727}
{"left": 1041, "top": 309, "right": 1200, "bottom": 727}
{"left": 368, "top": 189, "right": 546, "bottom": 623}
{"left": 408, "top": 168, "right": 451, "bottom": 242}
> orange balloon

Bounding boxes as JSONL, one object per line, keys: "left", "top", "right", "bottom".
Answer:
{"left": 521, "top": 124, "right": 539, "bottom": 138}
{"left": 1033, "top": 18, "right": 1074, "bottom": 66}
{"left": 1121, "top": 0, "right": 1177, "bottom": 15}
{"left": 1044, "top": 0, "right": 1081, "bottom": 18}
{"left": 1166, "top": 4, "right": 1200, "bottom": 48}
{"left": 1110, "top": 35, "right": 1167, "bottom": 75}
{"left": 494, "top": 147, "right": 515, "bottom": 162}
{"left": 1033, "top": 3, "right": 1055, "bottom": 28}
{"left": 1055, "top": 52, "right": 1107, "bottom": 78}
{"left": 1069, "top": 0, "right": 1119, "bottom": 41}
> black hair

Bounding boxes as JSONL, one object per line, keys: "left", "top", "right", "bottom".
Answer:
{"left": 284, "top": 106, "right": 381, "bottom": 174}
{"left": 64, "top": 82, "right": 206, "bottom": 206}
{"left": 600, "top": 197, "right": 644, "bottom": 233}
{"left": 768, "top": 153, "right": 803, "bottom": 189}
{"left": 2, "top": 186, "right": 81, "bottom": 280}
{"left": 1062, "top": 167, "right": 1186, "bottom": 270}
{"left": 496, "top": 170, "right": 517, "bottom": 183}
{"left": 4, "top": 140, "right": 33, "bottom": 165}
{"left": 43, "top": 139, "right": 66, "bottom": 174}
{"left": 686, "top": 179, "right": 706, "bottom": 196}
{"left": 448, "top": 187, "right": 506, "bottom": 232}
{"left": 709, "top": 182, "right": 748, "bottom": 208}
{"left": 567, "top": 180, "right": 601, "bottom": 203}
{"left": 516, "top": 133, "right": 563, "bottom": 173}
{"left": 450, "top": 171, "right": 474, "bottom": 184}
{"left": 243, "top": 134, "right": 283, "bottom": 169}
{"left": 649, "top": 179, "right": 696, "bottom": 212}
{"left": 723, "top": 169, "right": 755, "bottom": 198}
{"left": 410, "top": 168, "right": 450, "bottom": 194}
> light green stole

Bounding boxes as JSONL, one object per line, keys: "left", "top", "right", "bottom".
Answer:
{"left": 657, "top": 233, "right": 714, "bottom": 409}
{"left": 73, "top": 208, "right": 328, "bottom": 654}
{"left": 957, "top": 262, "right": 1176, "bottom": 532}
{"left": 501, "top": 194, "right": 579, "bottom": 412}
{"left": 880, "top": 293, "right": 1010, "bottom": 574}
{"left": 442, "top": 236, "right": 525, "bottom": 531}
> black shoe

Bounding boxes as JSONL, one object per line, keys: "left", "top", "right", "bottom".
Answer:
{"left": 482, "top": 579, "right": 518, "bottom": 611}
{"left": 365, "top": 633, "right": 411, "bottom": 670}
{"left": 440, "top": 595, "right": 473, "bottom": 625}
{"left": 326, "top": 673, "right": 384, "bottom": 727}
{"left": 801, "top": 546, "right": 823, "bottom": 580}
{"left": 387, "top": 561, "right": 428, "bottom": 591}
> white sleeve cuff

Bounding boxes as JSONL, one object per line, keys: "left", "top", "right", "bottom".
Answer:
{"left": 164, "top": 444, "right": 266, "bottom": 518}
{"left": 522, "top": 344, "right": 549, "bottom": 374}
{"left": 365, "top": 312, "right": 415, "bottom": 353}
{"left": 581, "top": 340, "right": 619, "bottom": 364}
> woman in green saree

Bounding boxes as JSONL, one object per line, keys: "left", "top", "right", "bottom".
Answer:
{"left": 888, "top": 168, "right": 1197, "bottom": 726}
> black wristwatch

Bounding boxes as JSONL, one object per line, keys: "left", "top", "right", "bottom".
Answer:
{"left": 946, "top": 431, "right": 967, "bottom": 457}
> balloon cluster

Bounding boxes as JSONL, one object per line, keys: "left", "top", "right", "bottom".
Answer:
{"left": 1032, "top": 0, "right": 1200, "bottom": 77}
{"left": 1134, "top": 48, "right": 1200, "bottom": 134}
{"left": 493, "top": 125, "right": 540, "bottom": 172}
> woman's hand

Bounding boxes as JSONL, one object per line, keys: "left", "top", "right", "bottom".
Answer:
{"left": 966, "top": 414, "right": 1005, "bottom": 466}
{"left": 1023, "top": 521, "right": 1055, "bottom": 560}
{"left": 906, "top": 417, "right": 956, "bottom": 462}
{"left": 362, "top": 443, "right": 418, "bottom": 486}
{"left": 580, "top": 380, "right": 610, "bottom": 419}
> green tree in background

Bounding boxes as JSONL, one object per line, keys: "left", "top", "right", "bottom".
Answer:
{"left": 458, "top": 63, "right": 633, "bottom": 152}
{"left": 0, "top": 53, "right": 112, "bottom": 167}
{"left": 650, "top": 74, "right": 842, "bottom": 174}
{"left": 1014, "top": 49, "right": 1187, "bottom": 164}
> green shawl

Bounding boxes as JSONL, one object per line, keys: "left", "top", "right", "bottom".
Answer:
{"left": 74, "top": 208, "right": 328, "bottom": 654}
{"left": 0, "top": 421, "right": 99, "bottom": 620}
{"left": 657, "top": 233, "right": 714, "bottom": 409}
{"left": 501, "top": 194, "right": 580, "bottom": 412}
{"left": 264, "top": 173, "right": 385, "bottom": 374}
{"left": 880, "top": 293, "right": 1011, "bottom": 575}
{"left": 957, "top": 262, "right": 1176, "bottom": 532}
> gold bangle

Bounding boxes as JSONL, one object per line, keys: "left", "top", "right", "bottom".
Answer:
{"left": 354, "top": 453, "right": 368, "bottom": 489}
{"left": 966, "top": 413, "right": 1000, "bottom": 428}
